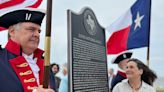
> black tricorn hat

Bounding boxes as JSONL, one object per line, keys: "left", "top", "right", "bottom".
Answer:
{"left": 0, "top": 8, "right": 45, "bottom": 29}
{"left": 112, "top": 52, "right": 132, "bottom": 64}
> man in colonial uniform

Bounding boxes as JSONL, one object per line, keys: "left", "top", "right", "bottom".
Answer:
{"left": 0, "top": 8, "right": 56, "bottom": 92}
{"left": 111, "top": 52, "right": 132, "bottom": 91}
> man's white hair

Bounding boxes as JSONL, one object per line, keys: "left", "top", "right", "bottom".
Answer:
{"left": 12, "top": 22, "right": 23, "bottom": 30}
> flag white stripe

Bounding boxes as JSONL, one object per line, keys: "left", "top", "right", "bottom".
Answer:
{"left": 106, "top": 9, "right": 132, "bottom": 33}
{"left": 0, "top": 0, "right": 11, "bottom": 4}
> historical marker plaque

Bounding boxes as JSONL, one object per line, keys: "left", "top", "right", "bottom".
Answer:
{"left": 68, "top": 7, "right": 109, "bottom": 92}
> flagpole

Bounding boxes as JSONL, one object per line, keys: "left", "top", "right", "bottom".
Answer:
{"left": 147, "top": 0, "right": 151, "bottom": 67}
{"left": 43, "top": 0, "right": 52, "bottom": 88}
{"left": 147, "top": 46, "right": 150, "bottom": 67}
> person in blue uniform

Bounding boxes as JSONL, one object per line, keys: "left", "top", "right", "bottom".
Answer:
{"left": 0, "top": 8, "right": 56, "bottom": 92}
{"left": 111, "top": 52, "right": 132, "bottom": 91}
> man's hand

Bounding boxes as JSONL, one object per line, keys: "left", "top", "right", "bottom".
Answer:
{"left": 33, "top": 85, "right": 55, "bottom": 92}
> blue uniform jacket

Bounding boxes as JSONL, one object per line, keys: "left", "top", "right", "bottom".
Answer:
{"left": 111, "top": 71, "right": 127, "bottom": 90}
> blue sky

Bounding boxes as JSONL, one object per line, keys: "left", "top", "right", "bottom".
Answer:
{"left": 0, "top": 0, "right": 164, "bottom": 77}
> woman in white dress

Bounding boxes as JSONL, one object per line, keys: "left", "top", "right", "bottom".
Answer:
{"left": 113, "top": 58, "right": 157, "bottom": 92}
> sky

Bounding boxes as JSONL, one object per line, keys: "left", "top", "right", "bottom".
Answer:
{"left": 0, "top": 0, "right": 164, "bottom": 77}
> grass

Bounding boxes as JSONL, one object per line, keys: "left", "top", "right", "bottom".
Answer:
{"left": 157, "top": 89, "right": 164, "bottom": 92}
{"left": 157, "top": 90, "right": 164, "bottom": 92}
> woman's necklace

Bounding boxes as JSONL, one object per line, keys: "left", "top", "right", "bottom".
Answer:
{"left": 128, "top": 81, "right": 142, "bottom": 91}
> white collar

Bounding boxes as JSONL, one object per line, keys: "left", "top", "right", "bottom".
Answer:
{"left": 22, "top": 53, "right": 33, "bottom": 59}
{"left": 118, "top": 67, "right": 125, "bottom": 73}
{"left": 22, "top": 53, "right": 37, "bottom": 64}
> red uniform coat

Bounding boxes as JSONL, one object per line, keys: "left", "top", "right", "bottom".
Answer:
{"left": 0, "top": 39, "right": 56, "bottom": 92}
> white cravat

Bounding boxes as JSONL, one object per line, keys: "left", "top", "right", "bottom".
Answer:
{"left": 118, "top": 67, "right": 125, "bottom": 73}
{"left": 22, "top": 53, "right": 40, "bottom": 85}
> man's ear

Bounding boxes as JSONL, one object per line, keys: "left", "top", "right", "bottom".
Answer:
{"left": 8, "top": 26, "right": 15, "bottom": 38}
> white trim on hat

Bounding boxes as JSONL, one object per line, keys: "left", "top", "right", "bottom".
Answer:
{"left": 123, "top": 54, "right": 126, "bottom": 58}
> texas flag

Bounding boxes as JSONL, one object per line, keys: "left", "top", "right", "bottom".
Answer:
{"left": 106, "top": 0, "right": 151, "bottom": 54}
{"left": 0, "top": 0, "right": 42, "bottom": 31}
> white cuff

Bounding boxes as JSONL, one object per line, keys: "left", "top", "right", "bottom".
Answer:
{"left": 32, "top": 88, "right": 37, "bottom": 92}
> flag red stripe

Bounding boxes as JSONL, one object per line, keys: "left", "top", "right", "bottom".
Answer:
{"left": 107, "top": 26, "right": 131, "bottom": 54}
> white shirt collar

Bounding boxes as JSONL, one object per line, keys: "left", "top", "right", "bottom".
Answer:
{"left": 22, "top": 53, "right": 33, "bottom": 59}
{"left": 22, "top": 53, "right": 37, "bottom": 64}
{"left": 118, "top": 67, "right": 125, "bottom": 73}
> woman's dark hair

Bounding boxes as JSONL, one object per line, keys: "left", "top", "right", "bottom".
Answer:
{"left": 128, "top": 58, "right": 157, "bottom": 86}
{"left": 51, "top": 63, "right": 60, "bottom": 71}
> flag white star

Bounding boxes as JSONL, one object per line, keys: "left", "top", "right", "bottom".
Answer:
{"left": 134, "top": 11, "right": 144, "bottom": 30}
